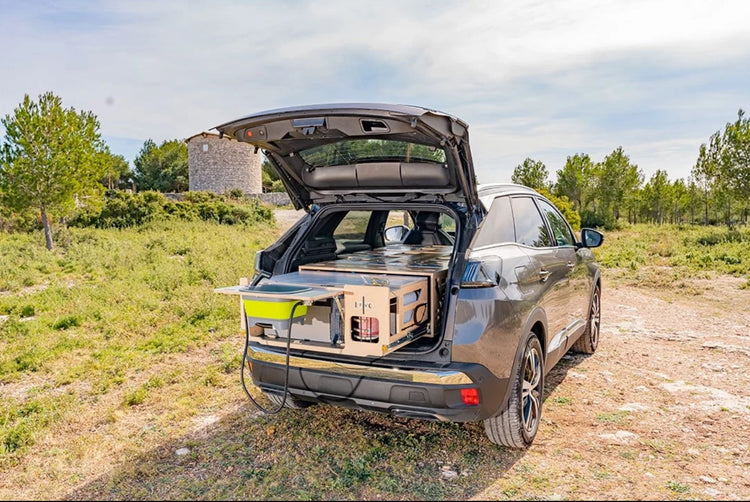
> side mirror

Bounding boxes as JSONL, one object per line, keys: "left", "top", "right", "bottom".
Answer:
{"left": 384, "top": 224, "right": 410, "bottom": 243}
{"left": 579, "top": 228, "right": 604, "bottom": 248}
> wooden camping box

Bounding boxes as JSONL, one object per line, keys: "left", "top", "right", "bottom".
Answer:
{"left": 299, "top": 244, "right": 451, "bottom": 341}
{"left": 215, "top": 245, "right": 451, "bottom": 357}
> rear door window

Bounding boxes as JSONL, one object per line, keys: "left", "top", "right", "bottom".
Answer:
{"left": 511, "top": 197, "right": 552, "bottom": 248}
{"left": 333, "top": 211, "right": 372, "bottom": 253}
{"left": 439, "top": 213, "right": 456, "bottom": 237}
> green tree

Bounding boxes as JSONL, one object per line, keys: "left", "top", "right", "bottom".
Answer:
{"left": 595, "top": 147, "right": 643, "bottom": 228}
{"left": 511, "top": 158, "right": 549, "bottom": 191}
{"left": 721, "top": 109, "right": 750, "bottom": 223}
{"left": 642, "top": 169, "right": 670, "bottom": 224}
{"left": 684, "top": 177, "right": 702, "bottom": 224}
{"left": 98, "top": 148, "right": 132, "bottom": 190}
{"left": 670, "top": 179, "right": 689, "bottom": 224}
{"left": 554, "top": 153, "right": 595, "bottom": 211}
{"left": 692, "top": 134, "right": 722, "bottom": 225}
{"left": 132, "top": 139, "right": 188, "bottom": 192}
{"left": 0, "top": 92, "right": 106, "bottom": 249}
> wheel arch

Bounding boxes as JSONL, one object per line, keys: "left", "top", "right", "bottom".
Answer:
{"left": 491, "top": 307, "right": 547, "bottom": 416}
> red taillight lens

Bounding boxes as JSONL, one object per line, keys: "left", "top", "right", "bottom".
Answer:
{"left": 461, "top": 388, "right": 479, "bottom": 406}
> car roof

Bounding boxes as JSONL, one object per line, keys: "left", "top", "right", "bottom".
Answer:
{"left": 477, "top": 183, "right": 539, "bottom": 196}
{"left": 477, "top": 183, "right": 548, "bottom": 211}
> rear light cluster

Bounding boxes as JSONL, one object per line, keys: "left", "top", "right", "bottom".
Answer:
{"left": 461, "top": 388, "right": 480, "bottom": 406}
{"left": 460, "top": 259, "right": 498, "bottom": 288}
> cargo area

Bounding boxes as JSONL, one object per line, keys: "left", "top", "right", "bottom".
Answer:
{"left": 216, "top": 243, "right": 451, "bottom": 357}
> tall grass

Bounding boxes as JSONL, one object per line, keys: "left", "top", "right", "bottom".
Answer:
{"left": 0, "top": 219, "right": 276, "bottom": 460}
{"left": 595, "top": 224, "right": 750, "bottom": 287}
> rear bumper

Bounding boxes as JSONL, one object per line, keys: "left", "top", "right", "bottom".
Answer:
{"left": 246, "top": 344, "right": 509, "bottom": 422}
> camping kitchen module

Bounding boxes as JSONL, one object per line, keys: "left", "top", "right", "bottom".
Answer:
{"left": 215, "top": 244, "right": 450, "bottom": 357}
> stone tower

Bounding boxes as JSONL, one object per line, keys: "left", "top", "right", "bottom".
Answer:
{"left": 186, "top": 132, "right": 262, "bottom": 194}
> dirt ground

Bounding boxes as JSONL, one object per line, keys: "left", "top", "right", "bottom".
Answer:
{"left": 273, "top": 208, "right": 306, "bottom": 229}
{"left": 473, "top": 274, "right": 750, "bottom": 500}
{"left": 271, "top": 209, "right": 750, "bottom": 499}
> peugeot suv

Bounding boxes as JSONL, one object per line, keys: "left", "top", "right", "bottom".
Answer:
{"left": 214, "top": 104, "right": 603, "bottom": 448}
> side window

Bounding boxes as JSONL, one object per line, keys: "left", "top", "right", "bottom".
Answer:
{"left": 511, "top": 197, "right": 552, "bottom": 248}
{"left": 536, "top": 199, "right": 575, "bottom": 247}
{"left": 473, "top": 196, "right": 515, "bottom": 248}
{"left": 333, "top": 211, "right": 372, "bottom": 252}
{"left": 439, "top": 213, "right": 456, "bottom": 237}
{"left": 383, "top": 210, "right": 414, "bottom": 243}
{"left": 387, "top": 210, "right": 413, "bottom": 229}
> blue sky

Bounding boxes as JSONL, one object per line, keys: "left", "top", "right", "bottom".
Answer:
{"left": 2, "top": 0, "right": 749, "bottom": 184}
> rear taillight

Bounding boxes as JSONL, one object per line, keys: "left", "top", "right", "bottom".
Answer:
{"left": 460, "top": 259, "right": 498, "bottom": 288}
{"left": 461, "top": 388, "right": 480, "bottom": 406}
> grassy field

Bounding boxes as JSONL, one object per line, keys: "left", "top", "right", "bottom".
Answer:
{"left": 0, "top": 220, "right": 275, "bottom": 464}
{"left": 594, "top": 224, "right": 750, "bottom": 289}
{"left": 1, "top": 221, "right": 749, "bottom": 499}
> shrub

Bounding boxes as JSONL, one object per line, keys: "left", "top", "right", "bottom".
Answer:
{"left": 52, "top": 315, "right": 81, "bottom": 331}
{"left": 580, "top": 209, "right": 607, "bottom": 229}
{"left": 69, "top": 190, "right": 273, "bottom": 229}
{"left": 270, "top": 179, "right": 286, "bottom": 192}
{"left": 225, "top": 188, "right": 245, "bottom": 199}
{"left": 19, "top": 305, "right": 35, "bottom": 318}
{"left": 182, "top": 191, "right": 221, "bottom": 204}
{"left": 0, "top": 207, "right": 42, "bottom": 233}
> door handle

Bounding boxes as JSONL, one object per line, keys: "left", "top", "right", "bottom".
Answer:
{"left": 539, "top": 268, "right": 551, "bottom": 282}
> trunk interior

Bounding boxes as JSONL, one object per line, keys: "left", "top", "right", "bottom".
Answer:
{"left": 235, "top": 205, "right": 460, "bottom": 359}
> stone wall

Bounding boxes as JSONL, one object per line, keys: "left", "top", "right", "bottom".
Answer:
{"left": 252, "top": 192, "right": 292, "bottom": 206}
{"left": 187, "top": 133, "right": 262, "bottom": 194}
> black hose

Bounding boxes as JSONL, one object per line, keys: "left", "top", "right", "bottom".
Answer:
{"left": 240, "top": 300, "right": 304, "bottom": 414}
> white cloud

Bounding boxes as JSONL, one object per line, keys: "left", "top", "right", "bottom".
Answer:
{"left": 1, "top": 0, "right": 749, "bottom": 183}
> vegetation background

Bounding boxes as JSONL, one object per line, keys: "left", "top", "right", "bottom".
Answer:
{"left": 1, "top": 92, "right": 749, "bottom": 500}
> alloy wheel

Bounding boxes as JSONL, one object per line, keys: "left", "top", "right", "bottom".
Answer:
{"left": 521, "top": 345, "right": 542, "bottom": 435}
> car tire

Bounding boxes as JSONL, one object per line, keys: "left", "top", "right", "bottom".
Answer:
{"left": 265, "top": 392, "right": 315, "bottom": 410}
{"left": 484, "top": 333, "right": 544, "bottom": 449}
{"left": 572, "top": 283, "right": 601, "bottom": 354}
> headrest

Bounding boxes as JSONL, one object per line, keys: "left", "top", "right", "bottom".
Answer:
{"left": 415, "top": 212, "right": 440, "bottom": 230}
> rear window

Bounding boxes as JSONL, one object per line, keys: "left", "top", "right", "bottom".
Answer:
{"left": 299, "top": 139, "right": 446, "bottom": 167}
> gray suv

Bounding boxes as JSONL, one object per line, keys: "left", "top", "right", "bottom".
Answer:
{"left": 214, "top": 104, "right": 603, "bottom": 448}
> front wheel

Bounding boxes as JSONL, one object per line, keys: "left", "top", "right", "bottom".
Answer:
{"left": 484, "top": 333, "right": 544, "bottom": 448}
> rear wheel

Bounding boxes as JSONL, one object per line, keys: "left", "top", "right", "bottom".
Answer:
{"left": 484, "top": 333, "right": 544, "bottom": 448}
{"left": 264, "top": 392, "right": 315, "bottom": 410}
{"left": 573, "top": 284, "right": 601, "bottom": 354}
